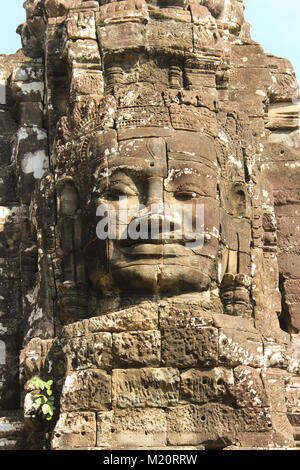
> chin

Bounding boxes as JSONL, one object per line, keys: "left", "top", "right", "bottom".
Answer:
{"left": 110, "top": 263, "right": 211, "bottom": 295}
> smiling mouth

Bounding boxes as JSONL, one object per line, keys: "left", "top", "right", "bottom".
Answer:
{"left": 116, "top": 239, "right": 194, "bottom": 257}
{"left": 118, "top": 238, "right": 185, "bottom": 247}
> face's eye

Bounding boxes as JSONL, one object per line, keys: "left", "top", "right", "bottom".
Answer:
{"left": 174, "top": 190, "right": 199, "bottom": 201}
{"left": 104, "top": 183, "right": 137, "bottom": 201}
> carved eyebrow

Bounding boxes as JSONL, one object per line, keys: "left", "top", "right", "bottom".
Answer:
{"left": 164, "top": 169, "right": 216, "bottom": 196}
{"left": 108, "top": 169, "right": 140, "bottom": 181}
{"left": 166, "top": 179, "right": 211, "bottom": 193}
{"left": 167, "top": 153, "right": 218, "bottom": 170}
{"left": 166, "top": 168, "right": 214, "bottom": 180}
{"left": 107, "top": 171, "right": 140, "bottom": 193}
{"left": 108, "top": 179, "right": 138, "bottom": 192}
{"left": 95, "top": 167, "right": 138, "bottom": 179}
{"left": 93, "top": 172, "right": 138, "bottom": 196}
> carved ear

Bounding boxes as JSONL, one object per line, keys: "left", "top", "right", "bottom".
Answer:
{"left": 56, "top": 178, "right": 79, "bottom": 216}
{"left": 219, "top": 180, "right": 250, "bottom": 218}
{"left": 230, "top": 182, "right": 249, "bottom": 218}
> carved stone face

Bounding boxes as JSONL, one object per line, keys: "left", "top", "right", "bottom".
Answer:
{"left": 84, "top": 128, "right": 220, "bottom": 295}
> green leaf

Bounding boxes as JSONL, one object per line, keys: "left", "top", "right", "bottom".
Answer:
{"left": 29, "top": 378, "right": 41, "bottom": 390}
{"left": 42, "top": 404, "right": 50, "bottom": 415}
{"left": 29, "top": 377, "right": 55, "bottom": 420}
{"left": 35, "top": 398, "right": 42, "bottom": 407}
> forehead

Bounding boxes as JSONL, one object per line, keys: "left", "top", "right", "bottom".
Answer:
{"left": 91, "top": 129, "right": 218, "bottom": 176}
{"left": 165, "top": 130, "right": 217, "bottom": 165}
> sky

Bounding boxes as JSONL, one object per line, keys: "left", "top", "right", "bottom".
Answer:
{"left": 244, "top": 0, "right": 300, "bottom": 79}
{"left": 0, "top": 0, "right": 299, "bottom": 80}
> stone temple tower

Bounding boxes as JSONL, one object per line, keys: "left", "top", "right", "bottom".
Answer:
{"left": 0, "top": 0, "right": 300, "bottom": 450}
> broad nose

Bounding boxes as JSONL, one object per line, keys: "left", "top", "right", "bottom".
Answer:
{"left": 143, "top": 177, "right": 181, "bottom": 238}
{"left": 145, "top": 177, "right": 164, "bottom": 207}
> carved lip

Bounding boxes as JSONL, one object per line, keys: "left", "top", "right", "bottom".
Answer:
{"left": 117, "top": 238, "right": 185, "bottom": 247}
{"left": 117, "top": 240, "right": 195, "bottom": 256}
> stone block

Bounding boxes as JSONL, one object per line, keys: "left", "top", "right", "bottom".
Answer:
{"left": 0, "top": 138, "right": 14, "bottom": 166}
{"left": 180, "top": 367, "right": 235, "bottom": 405}
{"left": 277, "top": 216, "right": 300, "bottom": 247}
{"left": 282, "top": 278, "right": 300, "bottom": 303}
{"left": 166, "top": 129, "right": 217, "bottom": 161}
{"left": 52, "top": 411, "right": 96, "bottom": 449}
{"left": 262, "top": 369, "right": 289, "bottom": 413}
{"left": 287, "top": 303, "right": 300, "bottom": 331}
{"left": 0, "top": 437, "right": 25, "bottom": 450}
{"left": 67, "top": 39, "right": 101, "bottom": 65}
{"left": 0, "top": 412, "right": 25, "bottom": 438}
{"left": 61, "top": 302, "right": 159, "bottom": 338}
{"left": 290, "top": 335, "right": 300, "bottom": 374}
{"left": 0, "top": 361, "right": 20, "bottom": 410}
{"left": 12, "top": 63, "right": 44, "bottom": 83}
{"left": 113, "top": 408, "right": 167, "bottom": 448}
{"left": 230, "top": 43, "right": 266, "bottom": 68}
{"left": 89, "top": 302, "right": 159, "bottom": 334}
{"left": 70, "top": 69, "right": 104, "bottom": 96}
{"left": 112, "top": 367, "right": 180, "bottom": 408}
{"left": 145, "top": 20, "right": 193, "bottom": 51}
{"left": 263, "top": 341, "right": 288, "bottom": 369}
{"left": 167, "top": 404, "right": 236, "bottom": 448}
{"left": 0, "top": 166, "right": 16, "bottom": 203}
{"left": 230, "top": 90, "right": 265, "bottom": 117}
{"left": 0, "top": 228, "right": 24, "bottom": 259}
{"left": 96, "top": 411, "right": 114, "bottom": 448}
{"left": 19, "top": 102, "right": 44, "bottom": 127}
{"left": 193, "top": 24, "right": 219, "bottom": 54}
{"left": 98, "top": 0, "right": 149, "bottom": 26}
{"left": 230, "top": 67, "right": 271, "bottom": 91}
{"left": 112, "top": 330, "right": 160, "bottom": 367}
{"left": 61, "top": 369, "right": 111, "bottom": 411}
{"left": 20, "top": 338, "right": 54, "bottom": 381}
{"left": 235, "top": 407, "right": 272, "bottom": 433}
{"left": 66, "top": 11, "right": 96, "bottom": 40}
{"left": 234, "top": 366, "right": 268, "bottom": 408}
{"left": 12, "top": 81, "right": 44, "bottom": 103}
{"left": 212, "top": 313, "right": 256, "bottom": 332}
{"left": 159, "top": 303, "right": 213, "bottom": 329}
{"left": 15, "top": 127, "right": 48, "bottom": 203}
{"left": 269, "top": 412, "right": 295, "bottom": 446}
{"left": 234, "top": 432, "right": 274, "bottom": 449}
{"left": 62, "top": 332, "right": 112, "bottom": 371}
{"left": 219, "top": 329, "right": 263, "bottom": 367}
{"left": 97, "top": 22, "right": 145, "bottom": 51}
{"left": 286, "top": 387, "right": 300, "bottom": 415}
{"left": 161, "top": 327, "right": 218, "bottom": 368}
{"left": 287, "top": 413, "right": 300, "bottom": 426}
{"left": 236, "top": 408, "right": 294, "bottom": 447}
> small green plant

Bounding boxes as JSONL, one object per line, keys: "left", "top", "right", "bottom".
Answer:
{"left": 29, "top": 377, "right": 55, "bottom": 421}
